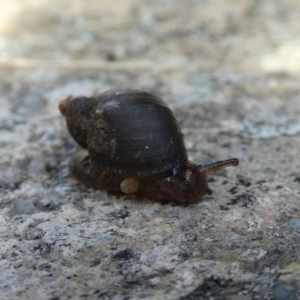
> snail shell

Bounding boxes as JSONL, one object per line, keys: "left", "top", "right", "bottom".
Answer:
{"left": 60, "top": 90, "right": 187, "bottom": 177}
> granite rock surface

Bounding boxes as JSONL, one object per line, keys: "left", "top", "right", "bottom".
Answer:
{"left": 0, "top": 1, "right": 300, "bottom": 299}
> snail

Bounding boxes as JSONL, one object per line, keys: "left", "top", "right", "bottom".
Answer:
{"left": 59, "top": 89, "right": 239, "bottom": 206}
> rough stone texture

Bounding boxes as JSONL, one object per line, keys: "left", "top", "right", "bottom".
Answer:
{"left": 1, "top": 1, "right": 300, "bottom": 299}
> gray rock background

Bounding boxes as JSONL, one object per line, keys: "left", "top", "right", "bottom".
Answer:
{"left": 1, "top": 0, "right": 300, "bottom": 299}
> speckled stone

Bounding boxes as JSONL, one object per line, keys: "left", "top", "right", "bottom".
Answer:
{"left": 1, "top": 1, "right": 300, "bottom": 299}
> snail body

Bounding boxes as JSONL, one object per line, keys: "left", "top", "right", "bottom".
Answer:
{"left": 59, "top": 89, "right": 238, "bottom": 205}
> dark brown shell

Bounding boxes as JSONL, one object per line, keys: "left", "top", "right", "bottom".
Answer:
{"left": 85, "top": 89, "right": 187, "bottom": 177}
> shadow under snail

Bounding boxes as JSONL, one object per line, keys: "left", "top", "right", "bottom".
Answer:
{"left": 59, "top": 89, "right": 239, "bottom": 206}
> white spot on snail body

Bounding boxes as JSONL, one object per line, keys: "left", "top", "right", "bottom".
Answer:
{"left": 185, "top": 170, "right": 192, "bottom": 182}
{"left": 145, "top": 146, "right": 149, "bottom": 149}
{"left": 120, "top": 178, "right": 139, "bottom": 194}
